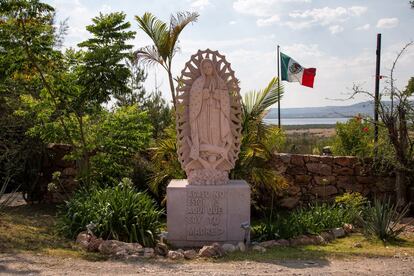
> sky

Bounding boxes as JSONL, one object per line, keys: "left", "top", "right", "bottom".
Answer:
{"left": 45, "top": 0, "right": 414, "bottom": 108}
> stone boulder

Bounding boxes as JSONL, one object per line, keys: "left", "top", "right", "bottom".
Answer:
{"left": 320, "top": 231, "right": 335, "bottom": 242}
{"left": 87, "top": 237, "right": 103, "bottom": 252}
{"left": 289, "top": 235, "right": 316, "bottom": 246}
{"left": 221, "top": 243, "right": 237, "bottom": 253}
{"left": 76, "top": 231, "right": 93, "bottom": 249}
{"left": 168, "top": 250, "right": 184, "bottom": 260}
{"left": 259, "top": 240, "right": 277, "bottom": 248}
{"left": 183, "top": 249, "right": 198, "bottom": 260}
{"left": 143, "top": 248, "right": 155, "bottom": 258}
{"left": 237, "top": 241, "right": 247, "bottom": 252}
{"left": 252, "top": 245, "right": 266, "bottom": 253}
{"left": 154, "top": 242, "right": 169, "bottom": 256}
{"left": 274, "top": 239, "right": 290, "bottom": 246}
{"left": 198, "top": 243, "right": 225, "bottom": 258}
{"left": 343, "top": 223, "right": 354, "bottom": 234}
{"left": 332, "top": 227, "right": 346, "bottom": 238}
{"left": 98, "top": 240, "right": 143, "bottom": 256}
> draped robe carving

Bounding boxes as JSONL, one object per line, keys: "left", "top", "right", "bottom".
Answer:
{"left": 176, "top": 50, "right": 242, "bottom": 185}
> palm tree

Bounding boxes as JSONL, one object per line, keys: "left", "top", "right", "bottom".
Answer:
{"left": 135, "top": 12, "right": 199, "bottom": 109}
{"left": 232, "top": 77, "right": 288, "bottom": 211}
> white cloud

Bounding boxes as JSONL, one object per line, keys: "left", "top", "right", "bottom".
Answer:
{"left": 233, "top": 0, "right": 311, "bottom": 17}
{"left": 283, "top": 43, "right": 323, "bottom": 58}
{"left": 376, "top": 17, "right": 399, "bottom": 29}
{"left": 348, "top": 6, "right": 368, "bottom": 16}
{"left": 257, "top": 15, "right": 280, "bottom": 27}
{"left": 355, "top": 24, "right": 370, "bottom": 31}
{"left": 329, "top": 25, "right": 344, "bottom": 34}
{"left": 189, "top": 0, "right": 211, "bottom": 10}
{"left": 287, "top": 6, "right": 367, "bottom": 28}
{"left": 229, "top": 20, "right": 237, "bottom": 25}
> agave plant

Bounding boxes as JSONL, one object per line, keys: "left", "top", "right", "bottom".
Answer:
{"left": 231, "top": 77, "right": 288, "bottom": 211}
{"left": 363, "top": 197, "right": 411, "bottom": 241}
{"left": 135, "top": 12, "right": 199, "bottom": 109}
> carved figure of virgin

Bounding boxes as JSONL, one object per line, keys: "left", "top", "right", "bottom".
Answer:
{"left": 187, "top": 58, "right": 233, "bottom": 171}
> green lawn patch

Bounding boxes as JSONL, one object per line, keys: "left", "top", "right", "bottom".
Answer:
{"left": 1, "top": 204, "right": 413, "bottom": 262}
{"left": 0, "top": 204, "right": 104, "bottom": 261}
{"left": 222, "top": 234, "right": 414, "bottom": 262}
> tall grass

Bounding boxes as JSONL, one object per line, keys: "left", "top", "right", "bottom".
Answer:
{"left": 252, "top": 193, "right": 366, "bottom": 241}
{"left": 57, "top": 178, "right": 163, "bottom": 247}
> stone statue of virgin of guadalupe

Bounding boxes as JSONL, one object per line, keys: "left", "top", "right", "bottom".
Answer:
{"left": 175, "top": 49, "right": 242, "bottom": 185}
{"left": 188, "top": 58, "right": 232, "bottom": 171}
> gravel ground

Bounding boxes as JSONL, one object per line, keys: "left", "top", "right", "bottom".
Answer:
{"left": 1, "top": 253, "right": 414, "bottom": 276}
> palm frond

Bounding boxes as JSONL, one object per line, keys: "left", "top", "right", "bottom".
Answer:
{"left": 242, "top": 77, "right": 283, "bottom": 134}
{"left": 244, "top": 77, "right": 283, "bottom": 121}
{"left": 135, "top": 13, "right": 170, "bottom": 60}
{"left": 134, "top": 45, "right": 165, "bottom": 69}
{"left": 168, "top": 12, "right": 199, "bottom": 57}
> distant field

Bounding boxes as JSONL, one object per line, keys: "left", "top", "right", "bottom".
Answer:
{"left": 282, "top": 124, "right": 336, "bottom": 130}
{"left": 280, "top": 125, "right": 336, "bottom": 154}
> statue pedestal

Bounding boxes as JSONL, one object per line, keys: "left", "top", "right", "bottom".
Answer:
{"left": 166, "top": 179, "right": 250, "bottom": 248}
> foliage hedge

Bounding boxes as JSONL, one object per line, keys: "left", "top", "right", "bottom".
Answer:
{"left": 57, "top": 178, "right": 163, "bottom": 247}
{"left": 252, "top": 192, "right": 366, "bottom": 241}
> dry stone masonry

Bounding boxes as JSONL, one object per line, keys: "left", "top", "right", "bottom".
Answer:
{"left": 272, "top": 153, "right": 395, "bottom": 209}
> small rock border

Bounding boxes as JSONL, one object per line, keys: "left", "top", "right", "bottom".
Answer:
{"left": 75, "top": 224, "right": 354, "bottom": 260}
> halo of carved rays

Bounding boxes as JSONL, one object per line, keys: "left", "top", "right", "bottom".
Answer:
{"left": 175, "top": 49, "right": 242, "bottom": 174}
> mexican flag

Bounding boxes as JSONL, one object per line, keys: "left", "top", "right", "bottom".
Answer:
{"left": 280, "top": 52, "right": 316, "bottom": 88}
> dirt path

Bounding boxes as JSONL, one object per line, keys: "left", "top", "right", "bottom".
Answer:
{"left": 1, "top": 253, "right": 414, "bottom": 276}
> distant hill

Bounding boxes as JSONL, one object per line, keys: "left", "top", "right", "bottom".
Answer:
{"left": 266, "top": 101, "right": 376, "bottom": 119}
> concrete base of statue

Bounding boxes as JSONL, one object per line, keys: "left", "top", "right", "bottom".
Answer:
{"left": 166, "top": 179, "right": 250, "bottom": 248}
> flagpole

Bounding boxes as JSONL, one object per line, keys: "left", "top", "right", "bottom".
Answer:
{"left": 374, "top": 33, "right": 381, "bottom": 152}
{"left": 277, "top": 45, "right": 281, "bottom": 129}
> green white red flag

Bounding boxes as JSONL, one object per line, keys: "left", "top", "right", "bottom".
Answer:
{"left": 280, "top": 52, "right": 316, "bottom": 88}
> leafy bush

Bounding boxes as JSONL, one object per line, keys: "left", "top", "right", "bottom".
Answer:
{"left": 233, "top": 78, "right": 288, "bottom": 212}
{"left": 90, "top": 105, "right": 153, "bottom": 186}
{"left": 252, "top": 201, "right": 359, "bottom": 241}
{"left": 362, "top": 198, "right": 410, "bottom": 241}
{"left": 331, "top": 116, "right": 374, "bottom": 157}
{"left": 147, "top": 126, "right": 185, "bottom": 204}
{"left": 57, "top": 178, "right": 163, "bottom": 247}
{"left": 335, "top": 192, "right": 367, "bottom": 225}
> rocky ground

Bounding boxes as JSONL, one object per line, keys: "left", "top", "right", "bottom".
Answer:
{"left": 1, "top": 252, "right": 414, "bottom": 275}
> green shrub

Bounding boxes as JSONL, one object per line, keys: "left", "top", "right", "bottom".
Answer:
{"left": 252, "top": 202, "right": 358, "bottom": 241}
{"left": 362, "top": 198, "right": 410, "bottom": 242}
{"left": 57, "top": 178, "right": 163, "bottom": 247}
{"left": 331, "top": 116, "right": 374, "bottom": 157}
{"left": 90, "top": 105, "right": 153, "bottom": 186}
{"left": 335, "top": 192, "right": 367, "bottom": 225}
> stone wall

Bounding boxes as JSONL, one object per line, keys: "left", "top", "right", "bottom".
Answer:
{"left": 39, "top": 143, "right": 78, "bottom": 203}
{"left": 37, "top": 146, "right": 396, "bottom": 206}
{"left": 272, "top": 153, "right": 395, "bottom": 209}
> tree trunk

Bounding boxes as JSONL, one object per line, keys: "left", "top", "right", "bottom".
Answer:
{"left": 395, "top": 169, "right": 408, "bottom": 207}
{"left": 167, "top": 70, "right": 177, "bottom": 110}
